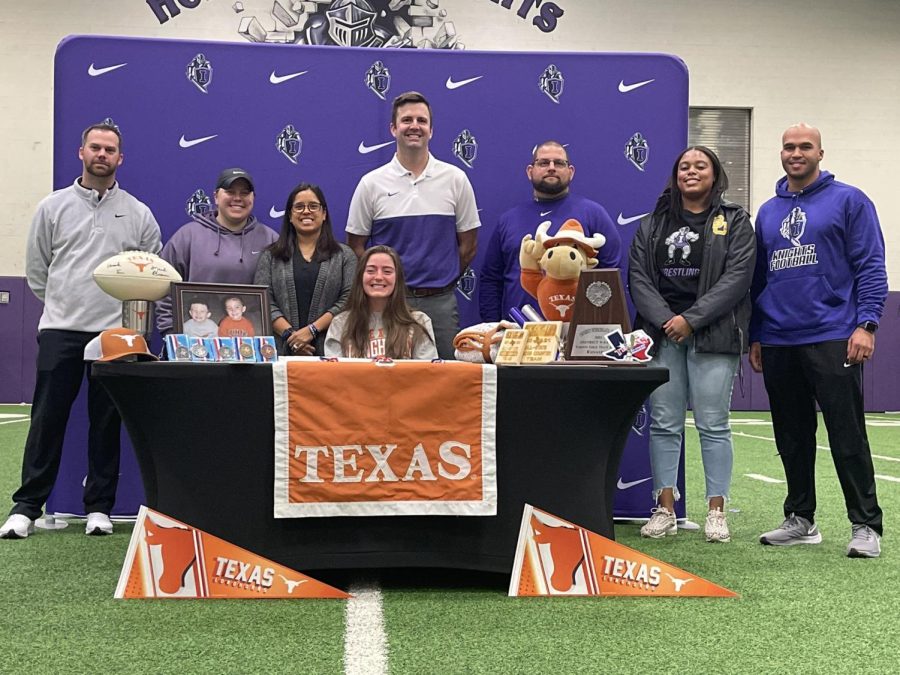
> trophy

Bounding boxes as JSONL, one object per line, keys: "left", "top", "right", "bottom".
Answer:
{"left": 564, "top": 269, "right": 631, "bottom": 360}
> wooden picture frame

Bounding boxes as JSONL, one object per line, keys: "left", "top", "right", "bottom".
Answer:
{"left": 172, "top": 282, "right": 270, "bottom": 339}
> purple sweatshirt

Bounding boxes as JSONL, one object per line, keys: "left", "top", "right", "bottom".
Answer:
{"left": 750, "top": 171, "right": 887, "bottom": 345}
{"left": 155, "top": 212, "right": 278, "bottom": 333}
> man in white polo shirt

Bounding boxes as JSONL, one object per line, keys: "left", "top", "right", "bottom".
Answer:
{"left": 346, "top": 91, "right": 480, "bottom": 359}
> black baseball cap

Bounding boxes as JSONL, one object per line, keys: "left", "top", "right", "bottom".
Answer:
{"left": 216, "top": 168, "right": 255, "bottom": 191}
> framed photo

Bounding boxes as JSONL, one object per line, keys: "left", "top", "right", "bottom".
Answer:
{"left": 172, "top": 282, "right": 270, "bottom": 339}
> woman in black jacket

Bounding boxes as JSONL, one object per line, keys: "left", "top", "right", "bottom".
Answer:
{"left": 628, "top": 146, "right": 755, "bottom": 544}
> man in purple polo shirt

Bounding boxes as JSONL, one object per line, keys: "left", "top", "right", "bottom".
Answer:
{"left": 346, "top": 91, "right": 480, "bottom": 359}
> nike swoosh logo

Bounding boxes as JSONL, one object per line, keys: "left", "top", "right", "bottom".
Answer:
{"left": 618, "top": 78, "right": 655, "bottom": 93}
{"left": 179, "top": 134, "right": 218, "bottom": 148}
{"left": 251, "top": 250, "right": 261, "bottom": 255}
{"left": 540, "top": 210, "right": 553, "bottom": 217}
{"left": 114, "top": 214, "right": 126, "bottom": 218}
{"left": 269, "top": 70, "right": 308, "bottom": 84}
{"left": 446, "top": 75, "right": 483, "bottom": 90}
{"left": 617, "top": 476, "right": 653, "bottom": 490}
{"left": 617, "top": 212, "right": 650, "bottom": 226}
{"left": 270, "top": 207, "right": 285, "bottom": 218}
{"left": 358, "top": 140, "right": 395, "bottom": 154}
{"left": 88, "top": 63, "right": 127, "bottom": 77}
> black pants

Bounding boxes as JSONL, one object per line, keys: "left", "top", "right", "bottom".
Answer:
{"left": 10, "top": 330, "right": 121, "bottom": 520}
{"left": 761, "top": 340, "right": 882, "bottom": 535}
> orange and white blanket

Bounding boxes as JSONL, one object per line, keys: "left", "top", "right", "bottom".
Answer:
{"left": 273, "top": 360, "right": 497, "bottom": 517}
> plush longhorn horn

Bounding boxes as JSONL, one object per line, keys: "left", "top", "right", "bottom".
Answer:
{"left": 534, "top": 220, "right": 552, "bottom": 245}
{"left": 585, "top": 233, "right": 607, "bottom": 250}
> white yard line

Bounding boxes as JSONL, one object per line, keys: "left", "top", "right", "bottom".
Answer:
{"left": 344, "top": 580, "right": 388, "bottom": 675}
{"left": 726, "top": 427, "right": 899, "bottom": 484}
{"left": 744, "top": 473, "right": 785, "bottom": 484}
{"left": 731, "top": 430, "right": 831, "bottom": 451}
{"left": 0, "top": 418, "right": 29, "bottom": 426}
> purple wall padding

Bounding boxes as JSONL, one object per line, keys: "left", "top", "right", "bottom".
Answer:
{"left": 0, "top": 277, "right": 42, "bottom": 404}
{"left": 0, "top": 277, "right": 26, "bottom": 403}
{"left": 869, "top": 291, "right": 900, "bottom": 412}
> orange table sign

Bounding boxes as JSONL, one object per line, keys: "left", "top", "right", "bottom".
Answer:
{"left": 115, "top": 506, "right": 349, "bottom": 599}
{"left": 509, "top": 505, "right": 738, "bottom": 598}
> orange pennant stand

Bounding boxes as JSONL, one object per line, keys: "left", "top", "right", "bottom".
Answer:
{"left": 115, "top": 506, "right": 349, "bottom": 599}
{"left": 509, "top": 505, "right": 738, "bottom": 598}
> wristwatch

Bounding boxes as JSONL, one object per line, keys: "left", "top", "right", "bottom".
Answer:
{"left": 858, "top": 321, "right": 878, "bottom": 334}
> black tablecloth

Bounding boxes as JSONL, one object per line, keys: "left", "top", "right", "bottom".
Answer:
{"left": 94, "top": 361, "right": 667, "bottom": 573}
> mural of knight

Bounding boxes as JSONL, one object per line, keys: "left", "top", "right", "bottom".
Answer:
{"left": 235, "top": 0, "right": 464, "bottom": 49}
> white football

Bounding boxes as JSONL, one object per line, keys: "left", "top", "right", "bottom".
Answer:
{"left": 92, "top": 250, "right": 181, "bottom": 301}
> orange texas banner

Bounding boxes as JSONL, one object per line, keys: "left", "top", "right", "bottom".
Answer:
{"left": 115, "top": 506, "right": 349, "bottom": 599}
{"left": 509, "top": 505, "right": 739, "bottom": 598}
{"left": 272, "top": 359, "right": 498, "bottom": 518}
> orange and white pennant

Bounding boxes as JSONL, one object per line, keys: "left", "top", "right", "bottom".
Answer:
{"left": 509, "top": 504, "right": 738, "bottom": 598}
{"left": 115, "top": 506, "right": 349, "bottom": 599}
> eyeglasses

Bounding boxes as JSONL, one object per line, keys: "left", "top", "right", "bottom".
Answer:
{"left": 292, "top": 202, "right": 323, "bottom": 213}
{"left": 532, "top": 159, "right": 570, "bottom": 168}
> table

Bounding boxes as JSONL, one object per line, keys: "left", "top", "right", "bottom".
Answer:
{"left": 94, "top": 362, "right": 667, "bottom": 573}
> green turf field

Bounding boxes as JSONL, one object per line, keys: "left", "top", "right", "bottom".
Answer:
{"left": 0, "top": 406, "right": 896, "bottom": 674}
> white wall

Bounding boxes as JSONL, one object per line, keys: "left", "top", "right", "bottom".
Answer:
{"left": 1, "top": 0, "right": 898, "bottom": 284}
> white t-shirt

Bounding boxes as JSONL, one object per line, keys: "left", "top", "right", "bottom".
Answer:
{"left": 324, "top": 310, "right": 438, "bottom": 360}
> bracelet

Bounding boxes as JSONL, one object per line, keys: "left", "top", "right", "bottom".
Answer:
{"left": 281, "top": 328, "right": 294, "bottom": 342}
{"left": 307, "top": 323, "right": 320, "bottom": 339}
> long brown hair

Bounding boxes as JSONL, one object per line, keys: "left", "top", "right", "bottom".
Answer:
{"left": 268, "top": 182, "right": 340, "bottom": 262}
{"left": 340, "top": 246, "right": 431, "bottom": 358}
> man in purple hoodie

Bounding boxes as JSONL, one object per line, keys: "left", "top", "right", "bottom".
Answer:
{"left": 749, "top": 124, "right": 887, "bottom": 558}
{"left": 156, "top": 168, "right": 277, "bottom": 334}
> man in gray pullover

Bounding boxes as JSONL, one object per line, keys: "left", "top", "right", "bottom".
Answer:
{"left": 0, "top": 122, "right": 161, "bottom": 539}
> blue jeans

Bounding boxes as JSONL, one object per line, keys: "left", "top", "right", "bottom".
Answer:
{"left": 648, "top": 337, "right": 739, "bottom": 503}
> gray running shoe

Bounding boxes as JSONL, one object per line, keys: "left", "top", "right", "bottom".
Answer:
{"left": 640, "top": 507, "right": 677, "bottom": 538}
{"left": 759, "top": 514, "right": 822, "bottom": 546}
{"left": 847, "top": 524, "right": 881, "bottom": 558}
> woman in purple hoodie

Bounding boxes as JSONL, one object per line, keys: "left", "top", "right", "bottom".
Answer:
{"left": 155, "top": 167, "right": 277, "bottom": 335}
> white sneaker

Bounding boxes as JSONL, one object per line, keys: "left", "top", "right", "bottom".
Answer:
{"left": 705, "top": 508, "right": 730, "bottom": 543}
{"left": 0, "top": 514, "right": 35, "bottom": 539}
{"left": 85, "top": 512, "right": 113, "bottom": 536}
{"left": 640, "top": 507, "right": 677, "bottom": 538}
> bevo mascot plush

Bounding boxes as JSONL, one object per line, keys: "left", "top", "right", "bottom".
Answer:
{"left": 519, "top": 219, "right": 606, "bottom": 321}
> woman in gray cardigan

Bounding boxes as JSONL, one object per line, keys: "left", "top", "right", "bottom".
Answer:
{"left": 254, "top": 182, "right": 356, "bottom": 355}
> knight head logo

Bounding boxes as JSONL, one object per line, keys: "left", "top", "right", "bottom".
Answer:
{"left": 632, "top": 403, "right": 648, "bottom": 436}
{"left": 456, "top": 267, "right": 477, "bottom": 301}
{"left": 276, "top": 124, "right": 302, "bottom": 164}
{"left": 625, "top": 132, "right": 649, "bottom": 171}
{"left": 453, "top": 129, "right": 478, "bottom": 169}
{"left": 539, "top": 64, "right": 565, "bottom": 103}
{"left": 326, "top": 0, "right": 380, "bottom": 47}
{"left": 185, "top": 189, "right": 212, "bottom": 218}
{"left": 186, "top": 53, "right": 212, "bottom": 94}
{"left": 780, "top": 206, "right": 806, "bottom": 247}
{"left": 365, "top": 60, "right": 391, "bottom": 100}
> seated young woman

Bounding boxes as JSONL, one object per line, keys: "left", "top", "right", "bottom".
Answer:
{"left": 324, "top": 245, "right": 438, "bottom": 360}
